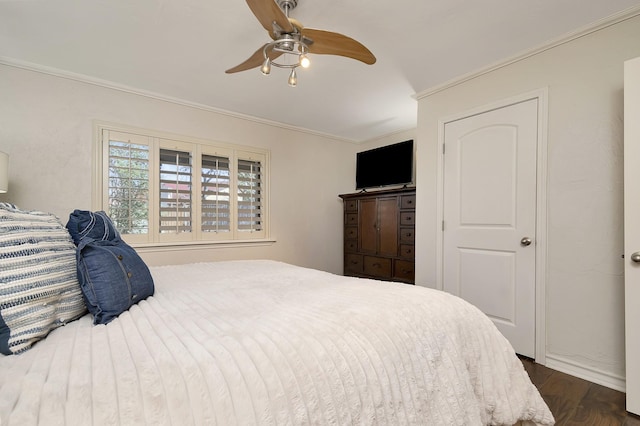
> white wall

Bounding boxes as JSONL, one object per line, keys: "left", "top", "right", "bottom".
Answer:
{"left": 357, "top": 129, "right": 417, "bottom": 150}
{"left": 415, "top": 14, "right": 640, "bottom": 387}
{"left": 0, "top": 64, "right": 359, "bottom": 274}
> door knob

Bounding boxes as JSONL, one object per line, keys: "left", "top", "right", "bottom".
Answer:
{"left": 520, "top": 237, "right": 532, "bottom": 246}
{"left": 631, "top": 252, "right": 640, "bottom": 263}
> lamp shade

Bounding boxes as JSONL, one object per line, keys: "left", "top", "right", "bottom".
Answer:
{"left": 0, "top": 151, "right": 8, "bottom": 193}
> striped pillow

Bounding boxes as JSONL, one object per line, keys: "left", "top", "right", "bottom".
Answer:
{"left": 0, "top": 203, "right": 87, "bottom": 355}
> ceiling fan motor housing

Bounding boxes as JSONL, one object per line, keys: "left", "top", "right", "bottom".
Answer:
{"left": 277, "top": 34, "right": 297, "bottom": 51}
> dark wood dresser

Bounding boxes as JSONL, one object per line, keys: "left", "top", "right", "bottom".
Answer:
{"left": 339, "top": 187, "right": 415, "bottom": 284}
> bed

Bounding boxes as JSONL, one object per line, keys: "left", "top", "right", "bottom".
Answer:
{"left": 0, "top": 259, "right": 554, "bottom": 425}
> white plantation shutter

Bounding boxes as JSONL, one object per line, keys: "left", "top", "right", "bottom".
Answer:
{"left": 159, "top": 148, "right": 192, "bottom": 234}
{"left": 201, "top": 154, "right": 231, "bottom": 233}
{"left": 97, "top": 124, "right": 268, "bottom": 244}
{"left": 106, "top": 135, "right": 150, "bottom": 237}
{"left": 237, "top": 158, "right": 263, "bottom": 232}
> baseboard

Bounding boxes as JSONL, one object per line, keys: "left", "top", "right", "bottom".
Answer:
{"left": 544, "top": 354, "right": 626, "bottom": 392}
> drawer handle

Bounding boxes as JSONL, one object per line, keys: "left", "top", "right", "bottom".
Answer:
{"left": 373, "top": 263, "right": 381, "bottom": 268}
{"left": 405, "top": 249, "right": 412, "bottom": 254}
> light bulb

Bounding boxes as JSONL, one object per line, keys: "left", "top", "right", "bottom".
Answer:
{"left": 300, "top": 54, "right": 310, "bottom": 68}
{"left": 288, "top": 68, "right": 297, "bottom": 87}
{"left": 261, "top": 58, "right": 271, "bottom": 75}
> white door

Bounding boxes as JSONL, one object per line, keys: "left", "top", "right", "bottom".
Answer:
{"left": 623, "top": 56, "right": 640, "bottom": 416}
{"left": 443, "top": 99, "right": 538, "bottom": 358}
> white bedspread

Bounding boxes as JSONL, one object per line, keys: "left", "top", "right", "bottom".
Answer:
{"left": 0, "top": 260, "right": 554, "bottom": 425}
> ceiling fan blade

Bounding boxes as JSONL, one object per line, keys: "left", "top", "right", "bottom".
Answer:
{"left": 225, "top": 44, "right": 284, "bottom": 74}
{"left": 301, "top": 28, "right": 376, "bottom": 65}
{"left": 246, "top": 0, "right": 294, "bottom": 34}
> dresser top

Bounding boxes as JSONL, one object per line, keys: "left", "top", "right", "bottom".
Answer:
{"left": 339, "top": 186, "right": 416, "bottom": 200}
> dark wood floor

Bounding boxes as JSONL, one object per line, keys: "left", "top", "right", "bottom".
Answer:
{"left": 520, "top": 357, "right": 640, "bottom": 425}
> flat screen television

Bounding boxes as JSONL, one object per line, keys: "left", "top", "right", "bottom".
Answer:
{"left": 356, "top": 140, "right": 413, "bottom": 190}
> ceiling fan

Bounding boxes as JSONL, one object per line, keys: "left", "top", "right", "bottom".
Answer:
{"left": 225, "top": 0, "right": 376, "bottom": 86}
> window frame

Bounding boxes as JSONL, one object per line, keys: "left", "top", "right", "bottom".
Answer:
{"left": 93, "top": 122, "right": 270, "bottom": 247}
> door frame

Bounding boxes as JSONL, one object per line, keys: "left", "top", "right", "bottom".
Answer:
{"left": 435, "top": 88, "right": 549, "bottom": 363}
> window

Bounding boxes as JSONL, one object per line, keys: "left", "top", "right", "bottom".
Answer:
{"left": 237, "top": 158, "right": 263, "bottom": 232}
{"left": 95, "top": 125, "right": 268, "bottom": 245}
{"left": 201, "top": 154, "right": 231, "bottom": 234}
{"left": 107, "top": 134, "right": 150, "bottom": 236}
{"left": 159, "top": 147, "right": 192, "bottom": 235}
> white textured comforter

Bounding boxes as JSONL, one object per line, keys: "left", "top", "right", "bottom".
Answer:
{"left": 0, "top": 260, "right": 554, "bottom": 425}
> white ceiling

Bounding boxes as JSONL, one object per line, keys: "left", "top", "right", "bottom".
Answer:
{"left": 1, "top": 0, "right": 639, "bottom": 142}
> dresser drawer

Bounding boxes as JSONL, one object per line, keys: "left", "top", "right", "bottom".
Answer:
{"left": 345, "top": 200, "right": 358, "bottom": 212}
{"left": 344, "top": 226, "right": 358, "bottom": 240}
{"left": 344, "top": 239, "right": 357, "bottom": 253}
{"left": 345, "top": 213, "right": 358, "bottom": 226}
{"left": 393, "top": 260, "right": 415, "bottom": 283}
{"left": 401, "top": 195, "right": 416, "bottom": 209}
{"left": 399, "top": 244, "right": 414, "bottom": 259}
{"left": 363, "top": 256, "right": 392, "bottom": 279}
{"left": 345, "top": 254, "right": 363, "bottom": 274}
{"left": 400, "top": 228, "right": 415, "bottom": 243}
{"left": 400, "top": 212, "right": 415, "bottom": 226}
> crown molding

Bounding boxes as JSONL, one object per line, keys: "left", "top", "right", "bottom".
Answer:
{"left": 0, "top": 56, "right": 357, "bottom": 144}
{"left": 415, "top": 4, "right": 640, "bottom": 99}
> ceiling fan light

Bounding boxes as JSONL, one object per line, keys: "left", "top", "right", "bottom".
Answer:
{"left": 300, "top": 54, "right": 310, "bottom": 68}
{"left": 261, "top": 57, "right": 271, "bottom": 75}
{"left": 288, "top": 68, "right": 297, "bottom": 87}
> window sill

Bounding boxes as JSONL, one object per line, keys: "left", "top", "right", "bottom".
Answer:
{"left": 130, "top": 238, "right": 277, "bottom": 253}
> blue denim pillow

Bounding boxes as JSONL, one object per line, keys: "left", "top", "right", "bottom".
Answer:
{"left": 66, "top": 210, "right": 119, "bottom": 246}
{"left": 76, "top": 239, "right": 154, "bottom": 325}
